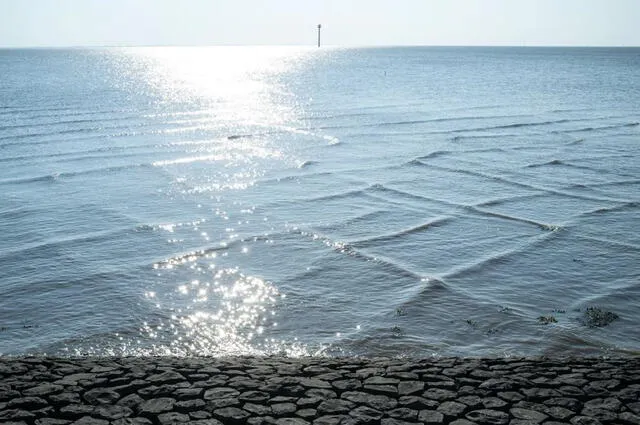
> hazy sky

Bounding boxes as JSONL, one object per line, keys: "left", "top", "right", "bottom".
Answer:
{"left": 1, "top": 0, "right": 639, "bottom": 47}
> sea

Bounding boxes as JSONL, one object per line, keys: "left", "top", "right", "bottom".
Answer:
{"left": 1, "top": 46, "right": 639, "bottom": 358}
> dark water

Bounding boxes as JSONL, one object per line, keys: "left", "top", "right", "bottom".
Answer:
{"left": 1, "top": 46, "right": 639, "bottom": 357}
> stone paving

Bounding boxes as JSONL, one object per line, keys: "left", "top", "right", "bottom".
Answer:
{"left": 1, "top": 356, "right": 639, "bottom": 425}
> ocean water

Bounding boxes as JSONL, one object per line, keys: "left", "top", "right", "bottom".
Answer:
{"left": 1, "top": 46, "right": 639, "bottom": 358}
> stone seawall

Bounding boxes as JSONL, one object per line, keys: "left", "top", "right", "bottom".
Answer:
{"left": 1, "top": 356, "right": 639, "bottom": 425}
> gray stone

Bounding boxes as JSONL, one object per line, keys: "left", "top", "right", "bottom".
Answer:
{"left": 619, "top": 412, "right": 640, "bottom": 425}
{"left": 0, "top": 409, "right": 36, "bottom": 421}
{"left": 521, "top": 387, "right": 561, "bottom": 400}
{"left": 296, "top": 408, "right": 317, "bottom": 418}
{"left": 479, "top": 378, "right": 516, "bottom": 391}
{"left": 297, "top": 397, "right": 322, "bottom": 407}
{"left": 7, "top": 396, "right": 48, "bottom": 409}
{"left": 271, "top": 402, "right": 297, "bottom": 416}
{"left": 317, "top": 399, "right": 355, "bottom": 414}
{"left": 175, "top": 398, "right": 206, "bottom": 411}
{"left": 139, "top": 397, "right": 176, "bottom": 415}
{"left": 381, "top": 418, "right": 422, "bottom": 425}
{"left": 438, "top": 401, "right": 468, "bottom": 416}
{"left": 418, "top": 410, "right": 445, "bottom": 424}
{"left": 239, "top": 390, "right": 270, "bottom": 402}
{"left": 313, "top": 415, "right": 348, "bottom": 425}
{"left": 398, "top": 395, "right": 438, "bottom": 409}
{"left": 203, "top": 387, "right": 240, "bottom": 400}
{"left": 213, "top": 406, "right": 250, "bottom": 423}
{"left": 580, "top": 407, "right": 617, "bottom": 422}
{"left": 206, "top": 397, "right": 239, "bottom": 409}
{"left": 363, "top": 376, "right": 399, "bottom": 385}
{"left": 341, "top": 391, "right": 398, "bottom": 410}
{"left": 332, "top": 379, "right": 362, "bottom": 391}
{"left": 466, "top": 409, "right": 510, "bottom": 425}
{"left": 83, "top": 388, "right": 121, "bottom": 405}
{"left": 174, "top": 387, "right": 204, "bottom": 399}
{"left": 157, "top": 412, "right": 190, "bottom": 424}
{"left": 244, "top": 402, "right": 272, "bottom": 415}
{"left": 35, "top": 419, "right": 71, "bottom": 425}
{"left": 584, "top": 397, "right": 622, "bottom": 411}
{"left": 509, "top": 408, "right": 548, "bottom": 423}
{"left": 94, "top": 405, "right": 133, "bottom": 420}
{"left": 299, "top": 378, "right": 332, "bottom": 389}
{"left": 482, "top": 397, "right": 508, "bottom": 409}
{"left": 450, "top": 420, "right": 477, "bottom": 425}
{"left": 364, "top": 384, "right": 398, "bottom": 395}
{"left": 543, "top": 405, "right": 575, "bottom": 420}
{"left": 349, "top": 405, "right": 383, "bottom": 423}
{"left": 388, "top": 407, "right": 418, "bottom": 421}
{"left": 71, "top": 417, "right": 109, "bottom": 425}
{"left": 276, "top": 419, "right": 310, "bottom": 425}
{"left": 423, "top": 388, "right": 457, "bottom": 401}
{"left": 570, "top": 416, "right": 603, "bottom": 425}
{"left": 147, "top": 371, "right": 186, "bottom": 385}
{"left": 23, "top": 383, "right": 64, "bottom": 396}
{"left": 117, "top": 393, "right": 144, "bottom": 409}
{"left": 59, "top": 405, "right": 95, "bottom": 418}
{"left": 398, "top": 381, "right": 425, "bottom": 395}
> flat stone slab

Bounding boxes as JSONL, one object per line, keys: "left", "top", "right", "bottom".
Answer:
{"left": 0, "top": 356, "right": 639, "bottom": 424}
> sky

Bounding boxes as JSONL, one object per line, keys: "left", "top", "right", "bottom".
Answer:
{"left": 1, "top": 0, "right": 639, "bottom": 48}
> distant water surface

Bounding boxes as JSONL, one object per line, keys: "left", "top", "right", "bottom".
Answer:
{"left": 1, "top": 46, "right": 639, "bottom": 357}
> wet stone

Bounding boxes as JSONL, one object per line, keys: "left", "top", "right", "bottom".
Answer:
{"left": 317, "top": 399, "right": 355, "bottom": 414}
{"left": 466, "top": 409, "right": 510, "bottom": 425}
{"left": 71, "top": 416, "right": 109, "bottom": 425}
{"left": 7, "top": 396, "right": 48, "bottom": 410}
{"left": 204, "top": 387, "right": 240, "bottom": 400}
{"left": 583, "top": 397, "right": 622, "bottom": 411}
{"left": 272, "top": 403, "right": 298, "bottom": 416}
{"left": 438, "top": 400, "right": 468, "bottom": 416}
{"left": 341, "top": 391, "right": 398, "bottom": 411}
{"left": 35, "top": 419, "right": 72, "bottom": 425}
{"left": 483, "top": 397, "right": 508, "bottom": 409}
{"left": 570, "top": 416, "right": 603, "bottom": 425}
{"left": 93, "top": 405, "right": 133, "bottom": 420}
{"left": 543, "top": 405, "right": 575, "bottom": 420}
{"left": 213, "top": 406, "right": 250, "bottom": 423}
{"left": 244, "top": 402, "right": 272, "bottom": 415}
{"left": 509, "top": 408, "right": 548, "bottom": 423}
{"left": 175, "top": 398, "right": 206, "bottom": 411}
{"left": 313, "top": 415, "right": 348, "bottom": 425}
{"left": 83, "top": 388, "right": 120, "bottom": 405}
{"left": 296, "top": 408, "right": 317, "bottom": 418}
{"left": 418, "top": 410, "right": 445, "bottom": 424}
{"left": 387, "top": 407, "right": 418, "bottom": 421}
{"left": 331, "top": 379, "right": 362, "bottom": 391}
{"left": 276, "top": 419, "right": 311, "bottom": 425}
{"left": 139, "top": 397, "right": 176, "bottom": 415}
{"left": 111, "top": 419, "right": 153, "bottom": 425}
{"left": 158, "top": 411, "right": 190, "bottom": 424}
{"left": 349, "top": 405, "right": 383, "bottom": 423}
{"left": 23, "top": 383, "right": 64, "bottom": 397}
{"left": 398, "top": 395, "right": 439, "bottom": 410}
{"left": 423, "top": 388, "right": 457, "bottom": 401}
{"left": 59, "top": 405, "right": 95, "bottom": 419}
{"left": 397, "top": 381, "right": 424, "bottom": 395}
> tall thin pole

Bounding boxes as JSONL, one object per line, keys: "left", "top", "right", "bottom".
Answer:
{"left": 317, "top": 24, "right": 322, "bottom": 47}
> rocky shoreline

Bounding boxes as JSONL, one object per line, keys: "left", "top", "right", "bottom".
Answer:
{"left": 1, "top": 356, "right": 639, "bottom": 425}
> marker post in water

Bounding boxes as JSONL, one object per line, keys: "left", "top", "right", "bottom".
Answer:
{"left": 317, "top": 24, "right": 322, "bottom": 47}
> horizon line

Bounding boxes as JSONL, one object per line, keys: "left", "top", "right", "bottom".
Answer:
{"left": 1, "top": 43, "right": 640, "bottom": 49}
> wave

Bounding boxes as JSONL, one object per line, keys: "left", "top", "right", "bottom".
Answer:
{"left": 442, "top": 231, "right": 559, "bottom": 280}
{"left": 0, "top": 163, "right": 152, "bottom": 186}
{"left": 350, "top": 216, "right": 455, "bottom": 247}
{"left": 287, "top": 227, "right": 425, "bottom": 281}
